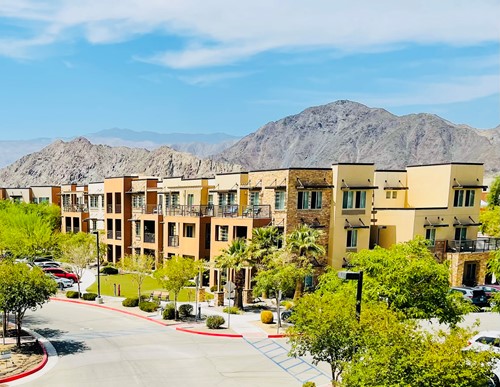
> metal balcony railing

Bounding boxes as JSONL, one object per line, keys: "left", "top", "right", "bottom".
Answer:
{"left": 164, "top": 205, "right": 215, "bottom": 217}
{"left": 212, "top": 204, "right": 271, "bottom": 218}
{"left": 132, "top": 204, "right": 162, "bottom": 215}
{"left": 144, "top": 232, "right": 155, "bottom": 243}
{"left": 168, "top": 235, "right": 179, "bottom": 247}
{"left": 447, "top": 238, "right": 500, "bottom": 253}
{"left": 62, "top": 204, "right": 88, "bottom": 213}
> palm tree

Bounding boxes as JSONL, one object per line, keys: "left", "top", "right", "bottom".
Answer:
{"left": 215, "top": 238, "right": 249, "bottom": 309}
{"left": 286, "top": 224, "right": 326, "bottom": 299}
{"left": 248, "top": 226, "right": 282, "bottom": 268}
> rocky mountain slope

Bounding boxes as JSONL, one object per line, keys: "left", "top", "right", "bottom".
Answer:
{"left": 215, "top": 100, "right": 500, "bottom": 176}
{"left": 0, "top": 138, "right": 241, "bottom": 186}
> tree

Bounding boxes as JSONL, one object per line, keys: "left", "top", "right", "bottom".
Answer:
{"left": 215, "top": 238, "right": 250, "bottom": 309}
{"left": 480, "top": 206, "right": 500, "bottom": 237}
{"left": 487, "top": 175, "right": 500, "bottom": 208}
{"left": 122, "top": 254, "right": 155, "bottom": 299}
{"left": 285, "top": 225, "right": 326, "bottom": 299}
{"left": 287, "top": 285, "right": 360, "bottom": 384}
{"left": 59, "top": 232, "right": 97, "bottom": 297}
{"left": 154, "top": 256, "right": 201, "bottom": 319}
{"left": 343, "top": 322, "right": 499, "bottom": 387}
{"left": 248, "top": 226, "right": 282, "bottom": 267}
{"left": 349, "top": 237, "right": 472, "bottom": 325}
{"left": 0, "top": 262, "right": 57, "bottom": 346}
{"left": 488, "top": 249, "right": 500, "bottom": 285}
{"left": 253, "top": 251, "right": 310, "bottom": 330}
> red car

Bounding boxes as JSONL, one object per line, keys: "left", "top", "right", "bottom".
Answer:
{"left": 43, "top": 268, "right": 79, "bottom": 284}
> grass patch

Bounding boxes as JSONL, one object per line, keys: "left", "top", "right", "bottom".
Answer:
{"left": 86, "top": 274, "right": 205, "bottom": 301}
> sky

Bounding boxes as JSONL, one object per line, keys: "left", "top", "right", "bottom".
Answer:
{"left": 0, "top": 0, "right": 499, "bottom": 141}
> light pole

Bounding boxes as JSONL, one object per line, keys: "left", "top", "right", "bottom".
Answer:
{"left": 338, "top": 270, "right": 363, "bottom": 322}
{"left": 93, "top": 231, "right": 102, "bottom": 304}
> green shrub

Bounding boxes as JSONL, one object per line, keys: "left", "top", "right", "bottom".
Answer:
{"left": 222, "top": 306, "right": 240, "bottom": 314}
{"left": 209, "top": 285, "right": 219, "bottom": 292}
{"left": 206, "top": 315, "right": 225, "bottom": 329}
{"left": 302, "top": 382, "right": 316, "bottom": 387}
{"left": 260, "top": 310, "right": 274, "bottom": 324}
{"left": 122, "top": 297, "right": 139, "bottom": 307}
{"left": 162, "top": 303, "right": 176, "bottom": 320}
{"left": 100, "top": 266, "right": 118, "bottom": 275}
{"left": 66, "top": 291, "right": 80, "bottom": 299}
{"left": 282, "top": 300, "right": 294, "bottom": 310}
{"left": 139, "top": 301, "right": 158, "bottom": 312}
{"left": 82, "top": 293, "right": 98, "bottom": 301}
{"left": 179, "top": 304, "right": 194, "bottom": 317}
{"left": 184, "top": 280, "right": 196, "bottom": 287}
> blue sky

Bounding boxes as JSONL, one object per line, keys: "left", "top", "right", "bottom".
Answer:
{"left": 0, "top": 0, "right": 499, "bottom": 141}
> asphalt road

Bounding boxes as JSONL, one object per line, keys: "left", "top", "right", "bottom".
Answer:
{"left": 11, "top": 301, "right": 329, "bottom": 387}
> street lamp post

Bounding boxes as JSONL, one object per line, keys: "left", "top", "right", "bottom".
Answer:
{"left": 93, "top": 231, "right": 102, "bottom": 304}
{"left": 337, "top": 270, "right": 363, "bottom": 322}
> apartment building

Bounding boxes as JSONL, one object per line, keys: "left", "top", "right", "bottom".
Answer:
{"left": 87, "top": 182, "right": 105, "bottom": 233}
{"left": 0, "top": 186, "right": 61, "bottom": 205}
{"left": 372, "top": 162, "right": 493, "bottom": 286}
{"left": 61, "top": 184, "right": 89, "bottom": 234}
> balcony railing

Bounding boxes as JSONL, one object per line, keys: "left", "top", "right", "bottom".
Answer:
{"left": 132, "top": 204, "right": 162, "bottom": 215}
{"left": 168, "top": 235, "right": 179, "bottom": 247}
{"left": 212, "top": 204, "right": 271, "bottom": 219}
{"left": 144, "top": 232, "right": 155, "bottom": 243}
{"left": 62, "top": 204, "right": 88, "bottom": 213}
{"left": 164, "top": 205, "right": 215, "bottom": 217}
{"left": 447, "top": 238, "right": 500, "bottom": 253}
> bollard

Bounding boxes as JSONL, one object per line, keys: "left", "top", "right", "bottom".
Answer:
{"left": 118, "top": 284, "right": 121, "bottom": 297}
{"left": 113, "top": 283, "right": 117, "bottom": 296}
{"left": 198, "top": 306, "right": 201, "bottom": 319}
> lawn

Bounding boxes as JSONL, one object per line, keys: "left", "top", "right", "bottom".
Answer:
{"left": 86, "top": 273, "right": 209, "bottom": 301}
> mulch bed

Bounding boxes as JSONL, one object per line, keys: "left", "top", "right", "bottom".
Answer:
{"left": 0, "top": 330, "right": 44, "bottom": 380}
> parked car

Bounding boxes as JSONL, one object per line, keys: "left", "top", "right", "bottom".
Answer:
{"left": 32, "top": 256, "right": 54, "bottom": 264}
{"left": 281, "top": 308, "right": 294, "bottom": 322}
{"left": 477, "top": 285, "right": 500, "bottom": 300}
{"left": 46, "top": 273, "right": 73, "bottom": 289}
{"left": 465, "top": 331, "right": 500, "bottom": 354}
{"left": 35, "top": 261, "right": 62, "bottom": 269}
{"left": 450, "top": 286, "right": 490, "bottom": 308}
{"left": 42, "top": 267, "right": 78, "bottom": 284}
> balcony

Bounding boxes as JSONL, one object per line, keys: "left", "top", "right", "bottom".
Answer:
{"left": 132, "top": 204, "right": 162, "bottom": 215}
{"left": 168, "top": 235, "right": 179, "bottom": 247}
{"left": 447, "top": 238, "right": 500, "bottom": 253}
{"left": 165, "top": 205, "right": 214, "bottom": 217}
{"left": 213, "top": 204, "right": 271, "bottom": 219}
{"left": 144, "top": 232, "right": 155, "bottom": 243}
{"left": 62, "top": 204, "right": 88, "bottom": 213}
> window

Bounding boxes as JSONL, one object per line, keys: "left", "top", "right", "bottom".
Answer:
{"left": 425, "top": 228, "right": 436, "bottom": 246}
{"left": 132, "top": 195, "right": 144, "bottom": 208}
{"left": 249, "top": 191, "right": 260, "bottom": 205}
{"left": 346, "top": 229, "right": 358, "bottom": 248}
{"left": 297, "top": 191, "right": 322, "bottom": 210}
{"left": 275, "top": 191, "right": 285, "bottom": 210}
{"left": 228, "top": 192, "right": 236, "bottom": 204}
{"left": 208, "top": 194, "right": 214, "bottom": 206}
{"left": 90, "top": 195, "right": 99, "bottom": 208}
{"left": 392, "top": 191, "right": 397, "bottom": 199}
{"left": 342, "top": 191, "right": 367, "bottom": 209}
{"left": 171, "top": 193, "right": 179, "bottom": 206}
{"left": 184, "top": 224, "right": 195, "bottom": 238}
{"left": 386, "top": 191, "right": 391, "bottom": 199}
{"left": 218, "top": 193, "right": 227, "bottom": 206}
{"left": 187, "top": 194, "right": 194, "bottom": 206}
{"left": 453, "top": 189, "right": 475, "bottom": 207}
{"left": 216, "top": 225, "right": 229, "bottom": 241}
{"left": 455, "top": 227, "right": 467, "bottom": 241}
{"left": 386, "top": 191, "right": 397, "bottom": 199}
{"left": 37, "top": 197, "right": 49, "bottom": 204}
{"left": 135, "top": 222, "right": 140, "bottom": 238}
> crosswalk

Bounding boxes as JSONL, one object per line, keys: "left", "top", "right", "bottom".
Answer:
{"left": 245, "top": 337, "right": 332, "bottom": 386}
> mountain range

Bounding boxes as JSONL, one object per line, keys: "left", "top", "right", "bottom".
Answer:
{"left": 0, "top": 100, "right": 498, "bottom": 187}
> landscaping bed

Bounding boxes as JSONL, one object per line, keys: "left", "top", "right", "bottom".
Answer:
{"left": 0, "top": 333, "right": 44, "bottom": 380}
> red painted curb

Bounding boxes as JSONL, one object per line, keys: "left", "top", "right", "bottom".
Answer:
{"left": 0, "top": 337, "right": 48, "bottom": 383}
{"left": 50, "top": 298, "right": 180, "bottom": 327}
{"left": 268, "top": 334, "right": 286, "bottom": 338}
{"left": 176, "top": 327, "right": 243, "bottom": 338}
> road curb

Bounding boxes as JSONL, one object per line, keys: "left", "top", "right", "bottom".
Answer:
{"left": 49, "top": 297, "right": 180, "bottom": 327}
{"left": 176, "top": 326, "right": 243, "bottom": 338}
{"left": 0, "top": 337, "right": 48, "bottom": 384}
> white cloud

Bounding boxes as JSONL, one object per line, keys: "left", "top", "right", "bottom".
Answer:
{"left": 0, "top": 0, "right": 499, "bottom": 67}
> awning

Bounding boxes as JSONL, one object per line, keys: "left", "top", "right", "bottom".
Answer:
{"left": 423, "top": 217, "right": 449, "bottom": 228}
{"left": 344, "top": 218, "right": 370, "bottom": 229}
{"left": 453, "top": 216, "right": 482, "bottom": 227}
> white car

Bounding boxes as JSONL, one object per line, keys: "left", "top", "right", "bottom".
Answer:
{"left": 466, "top": 331, "right": 500, "bottom": 354}
{"left": 47, "top": 273, "right": 73, "bottom": 289}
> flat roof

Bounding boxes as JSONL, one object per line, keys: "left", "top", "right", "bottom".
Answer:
{"left": 406, "top": 162, "right": 483, "bottom": 168}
